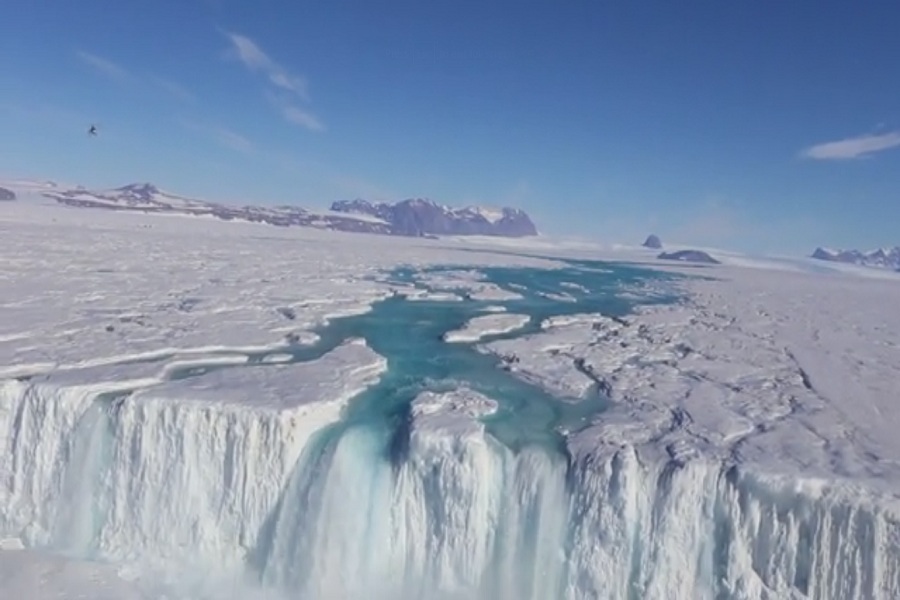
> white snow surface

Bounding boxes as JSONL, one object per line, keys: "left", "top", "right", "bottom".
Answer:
{"left": 443, "top": 313, "right": 530, "bottom": 342}
{"left": 483, "top": 267, "right": 900, "bottom": 492}
{"left": 0, "top": 202, "right": 556, "bottom": 375}
{"left": 4, "top": 201, "right": 900, "bottom": 598}
{"left": 469, "top": 206, "right": 505, "bottom": 224}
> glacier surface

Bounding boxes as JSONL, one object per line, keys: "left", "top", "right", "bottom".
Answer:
{"left": 3, "top": 201, "right": 900, "bottom": 599}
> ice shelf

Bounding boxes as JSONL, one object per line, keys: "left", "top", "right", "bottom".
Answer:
{"left": 4, "top": 201, "right": 900, "bottom": 599}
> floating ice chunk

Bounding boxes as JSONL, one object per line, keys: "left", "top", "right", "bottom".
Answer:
{"left": 535, "top": 290, "right": 576, "bottom": 302}
{"left": 479, "top": 305, "right": 507, "bottom": 313}
{"left": 443, "top": 314, "right": 530, "bottom": 343}
{"left": 413, "top": 270, "right": 523, "bottom": 301}
{"left": 406, "top": 291, "right": 464, "bottom": 302}
{"left": 560, "top": 281, "right": 590, "bottom": 293}
{"left": 466, "top": 286, "right": 523, "bottom": 301}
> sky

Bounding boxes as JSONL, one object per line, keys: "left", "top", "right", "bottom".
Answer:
{"left": 1, "top": 1, "right": 898, "bottom": 254}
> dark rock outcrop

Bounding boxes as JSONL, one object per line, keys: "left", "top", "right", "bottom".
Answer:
{"left": 811, "top": 246, "right": 900, "bottom": 270}
{"left": 658, "top": 250, "right": 720, "bottom": 265}
{"left": 331, "top": 198, "right": 538, "bottom": 237}
{"left": 642, "top": 234, "right": 662, "bottom": 249}
{"left": 0, "top": 187, "right": 15, "bottom": 201}
{"left": 40, "top": 182, "right": 536, "bottom": 238}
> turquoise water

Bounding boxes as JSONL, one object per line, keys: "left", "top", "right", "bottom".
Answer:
{"left": 250, "top": 259, "right": 682, "bottom": 587}
{"left": 169, "top": 259, "right": 678, "bottom": 449}
{"left": 283, "top": 259, "right": 681, "bottom": 453}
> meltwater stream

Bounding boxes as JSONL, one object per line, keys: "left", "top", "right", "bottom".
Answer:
{"left": 246, "top": 262, "right": 677, "bottom": 599}
{"left": 4, "top": 260, "right": 900, "bottom": 599}
{"left": 302, "top": 262, "right": 664, "bottom": 448}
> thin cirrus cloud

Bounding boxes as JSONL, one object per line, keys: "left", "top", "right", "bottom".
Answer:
{"left": 212, "top": 126, "right": 255, "bottom": 153}
{"left": 77, "top": 50, "right": 195, "bottom": 103}
{"left": 281, "top": 105, "right": 325, "bottom": 132}
{"left": 801, "top": 130, "right": 900, "bottom": 160}
{"left": 225, "top": 32, "right": 308, "bottom": 99}
{"left": 179, "top": 118, "right": 255, "bottom": 154}
{"left": 76, "top": 50, "right": 131, "bottom": 81}
{"left": 150, "top": 76, "right": 197, "bottom": 103}
{"left": 223, "top": 31, "right": 324, "bottom": 132}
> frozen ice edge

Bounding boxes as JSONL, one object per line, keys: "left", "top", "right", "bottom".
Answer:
{"left": 443, "top": 313, "right": 531, "bottom": 343}
{"left": 0, "top": 340, "right": 387, "bottom": 570}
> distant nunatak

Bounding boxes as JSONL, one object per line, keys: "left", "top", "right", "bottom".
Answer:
{"left": 39, "top": 182, "right": 539, "bottom": 239}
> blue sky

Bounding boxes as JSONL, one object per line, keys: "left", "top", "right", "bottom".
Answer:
{"left": 1, "top": 1, "right": 898, "bottom": 254}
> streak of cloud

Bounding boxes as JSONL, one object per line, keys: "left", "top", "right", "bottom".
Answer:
{"left": 223, "top": 31, "right": 324, "bottom": 132}
{"left": 76, "top": 50, "right": 131, "bottom": 81}
{"left": 801, "top": 130, "right": 900, "bottom": 160}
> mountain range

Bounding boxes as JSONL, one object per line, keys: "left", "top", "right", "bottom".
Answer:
{"left": 811, "top": 246, "right": 900, "bottom": 271}
{"left": 22, "top": 182, "right": 537, "bottom": 238}
{"left": 331, "top": 198, "right": 537, "bottom": 237}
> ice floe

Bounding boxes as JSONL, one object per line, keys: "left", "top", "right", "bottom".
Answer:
{"left": 444, "top": 313, "right": 531, "bottom": 343}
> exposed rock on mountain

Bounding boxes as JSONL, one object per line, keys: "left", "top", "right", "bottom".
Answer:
{"left": 658, "top": 250, "right": 720, "bottom": 265}
{"left": 35, "top": 182, "right": 536, "bottom": 239}
{"left": 0, "top": 187, "right": 15, "bottom": 201}
{"left": 330, "top": 198, "right": 538, "bottom": 237}
{"left": 642, "top": 234, "right": 662, "bottom": 249}
{"left": 41, "top": 183, "right": 392, "bottom": 234}
{"left": 812, "top": 246, "right": 900, "bottom": 271}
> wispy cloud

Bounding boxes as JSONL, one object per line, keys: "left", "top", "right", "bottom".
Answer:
{"left": 801, "top": 130, "right": 900, "bottom": 160}
{"left": 225, "top": 33, "right": 308, "bottom": 99}
{"left": 151, "top": 76, "right": 196, "bottom": 103}
{"left": 181, "top": 119, "right": 255, "bottom": 154}
{"left": 212, "top": 126, "right": 255, "bottom": 153}
{"left": 77, "top": 50, "right": 131, "bottom": 82}
{"left": 223, "top": 31, "right": 323, "bottom": 132}
{"left": 281, "top": 105, "right": 325, "bottom": 132}
{"left": 78, "top": 51, "right": 196, "bottom": 105}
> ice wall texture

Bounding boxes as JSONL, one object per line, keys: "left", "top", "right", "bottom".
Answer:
{"left": 1, "top": 379, "right": 314, "bottom": 573}
{"left": 3, "top": 381, "right": 900, "bottom": 600}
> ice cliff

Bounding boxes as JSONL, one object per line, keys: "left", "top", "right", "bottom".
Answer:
{"left": 3, "top": 378, "right": 899, "bottom": 599}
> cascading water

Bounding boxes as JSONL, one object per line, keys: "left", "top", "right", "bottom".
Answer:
{"left": 2, "top": 262, "right": 899, "bottom": 599}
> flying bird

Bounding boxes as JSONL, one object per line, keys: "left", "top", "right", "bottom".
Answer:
{"left": 88, "top": 124, "right": 98, "bottom": 136}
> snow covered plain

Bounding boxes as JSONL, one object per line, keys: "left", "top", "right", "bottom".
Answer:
{"left": 3, "top": 200, "right": 900, "bottom": 598}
